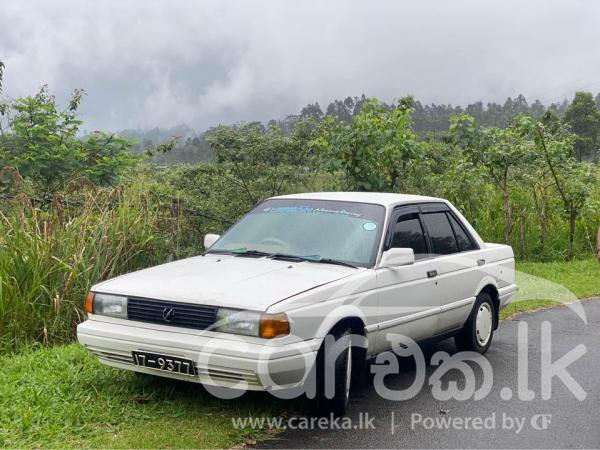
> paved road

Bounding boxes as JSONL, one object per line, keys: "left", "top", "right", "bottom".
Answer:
{"left": 255, "top": 298, "right": 600, "bottom": 448}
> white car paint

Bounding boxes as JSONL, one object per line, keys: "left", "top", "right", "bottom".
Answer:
{"left": 77, "top": 192, "right": 516, "bottom": 391}
{"left": 91, "top": 254, "right": 356, "bottom": 311}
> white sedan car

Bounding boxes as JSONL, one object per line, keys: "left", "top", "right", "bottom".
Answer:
{"left": 78, "top": 192, "right": 516, "bottom": 415}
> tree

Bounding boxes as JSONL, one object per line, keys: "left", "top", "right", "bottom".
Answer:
{"left": 563, "top": 92, "right": 600, "bottom": 162}
{"left": 449, "top": 113, "right": 534, "bottom": 244}
{"left": 518, "top": 111, "right": 561, "bottom": 254}
{"left": 0, "top": 81, "right": 138, "bottom": 202}
{"left": 312, "top": 97, "right": 420, "bottom": 192}
{"left": 205, "top": 119, "right": 319, "bottom": 207}
{"left": 300, "top": 103, "right": 324, "bottom": 121}
{"left": 521, "top": 116, "right": 596, "bottom": 259}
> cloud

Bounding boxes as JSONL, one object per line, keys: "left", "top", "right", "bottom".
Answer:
{"left": 1, "top": 0, "right": 599, "bottom": 131}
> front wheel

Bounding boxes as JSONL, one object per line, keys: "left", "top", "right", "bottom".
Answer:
{"left": 313, "top": 326, "right": 353, "bottom": 417}
{"left": 455, "top": 291, "right": 495, "bottom": 354}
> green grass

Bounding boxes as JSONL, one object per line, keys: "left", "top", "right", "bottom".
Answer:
{"left": 0, "top": 345, "right": 285, "bottom": 448}
{"left": 501, "top": 258, "right": 600, "bottom": 319}
{"left": 517, "top": 258, "right": 600, "bottom": 299}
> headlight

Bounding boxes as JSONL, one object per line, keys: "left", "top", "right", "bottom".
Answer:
{"left": 215, "top": 308, "right": 290, "bottom": 338}
{"left": 87, "top": 292, "right": 128, "bottom": 318}
{"left": 215, "top": 308, "right": 261, "bottom": 336}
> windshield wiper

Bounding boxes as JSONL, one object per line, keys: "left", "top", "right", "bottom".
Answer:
{"left": 268, "top": 253, "right": 313, "bottom": 262}
{"left": 230, "top": 248, "right": 273, "bottom": 257}
{"left": 206, "top": 248, "right": 272, "bottom": 257}
{"left": 208, "top": 248, "right": 358, "bottom": 268}
{"left": 269, "top": 253, "right": 358, "bottom": 269}
{"left": 312, "top": 258, "right": 358, "bottom": 269}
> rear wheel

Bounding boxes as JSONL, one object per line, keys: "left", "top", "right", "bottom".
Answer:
{"left": 455, "top": 291, "right": 495, "bottom": 354}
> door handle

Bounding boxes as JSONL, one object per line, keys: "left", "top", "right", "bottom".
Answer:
{"left": 477, "top": 259, "right": 486, "bottom": 266}
{"left": 427, "top": 270, "right": 438, "bottom": 278}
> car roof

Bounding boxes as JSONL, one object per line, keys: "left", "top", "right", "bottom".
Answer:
{"left": 270, "top": 192, "right": 445, "bottom": 208}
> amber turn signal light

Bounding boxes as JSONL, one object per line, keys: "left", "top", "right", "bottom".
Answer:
{"left": 85, "top": 292, "right": 95, "bottom": 314}
{"left": 259, "top": 313, "right": 290, "bottom": 338}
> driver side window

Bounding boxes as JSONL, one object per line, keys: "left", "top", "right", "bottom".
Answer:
{"left": 390, "top": 212, "right": 428, "bottom": 260}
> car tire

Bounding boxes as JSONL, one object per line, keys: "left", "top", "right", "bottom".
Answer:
{"left": 313, "top": 326, "right": 353, "bottom": 417}
{"left": 455, "top": 291, "right": 495, "bottom": 354}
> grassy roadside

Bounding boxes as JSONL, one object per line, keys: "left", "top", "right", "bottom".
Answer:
{"left": 500, "top": 258, "right": 600, "bottom": 319}
{"left": 0, "top": 345, "right": 284, "bottom": 448}
{"left": 1, "top": 258, "right": 599, "bottom": 448}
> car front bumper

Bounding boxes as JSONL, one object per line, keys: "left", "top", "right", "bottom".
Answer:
{"left": 77, "top": 319, "right": 320, "bottom": 391}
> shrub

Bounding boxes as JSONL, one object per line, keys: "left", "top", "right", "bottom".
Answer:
{"left": 0, "top": 174, "right": 201, "bottom": 354}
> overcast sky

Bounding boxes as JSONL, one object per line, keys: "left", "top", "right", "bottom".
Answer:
{"left": 1, "top": 0, "right": 600, "bottom": 132}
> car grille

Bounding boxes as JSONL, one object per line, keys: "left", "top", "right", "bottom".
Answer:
{"left": 127, "top": 297, "right": 218, "bottom": 330}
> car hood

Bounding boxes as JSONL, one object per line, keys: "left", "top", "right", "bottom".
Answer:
{"left": 92, "top": 254, "right": 358, "bottom": 311}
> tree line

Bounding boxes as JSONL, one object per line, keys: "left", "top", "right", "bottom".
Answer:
{"left": 1, "top": 60, "right": 599, "bottom": 262}
{"left": 122, "top": 90, "right": 600, "bottom": 165}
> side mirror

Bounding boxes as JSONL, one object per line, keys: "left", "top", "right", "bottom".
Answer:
{"left": 378, "top": 248, "right": 415, "bottom": 268}
{"left": 204, "top": 233, "right": 220, "bottom": 249}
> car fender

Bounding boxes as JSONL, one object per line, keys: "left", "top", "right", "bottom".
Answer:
{"left": 313, "top": 304, "right": 368, "bottom": 340}
{"left": 474, "top": 275, "right": 499, "bottom": 299}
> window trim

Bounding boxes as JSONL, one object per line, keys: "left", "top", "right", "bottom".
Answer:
{"left": 385, "top": 205, "right": 419, "bottom": 249}
{"left": 384, "top": 202, "right": 480, "bottom": 262}
{"left": 385, "top": 205, "right": 432, "bottom": 259}
{"left": 445, "top": 210, "right": 480, "bottom": 252}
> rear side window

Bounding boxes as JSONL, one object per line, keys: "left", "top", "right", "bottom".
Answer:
{"left": 391, "top": 212, "right": 428, "bottom": 259}
{"left": 421, "top": 212, "right": 458, "bottom": 255}
{"left": 447, "top": 213, "right": 478, "bottom": 252}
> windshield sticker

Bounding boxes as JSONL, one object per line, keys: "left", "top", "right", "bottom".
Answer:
{"left": 263, "top": 206, "right": 363, "bottom": 218}
{"left": 363, "top": 222, "right": 377, "bottom": 231}
{"left": 262, "top": 206, "right": 313, "bottom": 213}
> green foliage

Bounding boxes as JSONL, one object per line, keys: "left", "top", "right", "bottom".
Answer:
{"left": 303, "top": 93, "right": 560, "bottom": 137}
{"left": 162, "top": 162, "right": 252, "bottom": 233}
{"left": 0, "top": 175, "right": 202, "bottom": 353}
{"left": 0, "top": 86, "right": 138, "bottom": 201}
{"left": 313, "top": 97, "right": 420, "bottom": 191}
{"left": 206, "top": 119, "right": 320, "bottom": 205}
{"left": 81, "top": 131, "right": 140, "bottom": 185}
{"left": 525, "top": 117, "right": 596, "bottom": 258}
{"left": 142, "top": 135, "right": 179, "bottom": 158}
{"left": 121, "top": 125, "right": 214, "bottom": 164}
{"left": 449, "top": 113, "right": 535, "bottom": 243}
{"left": 563, "top": 92, "right": 600, "bottom": 162}
{"left": 446, "top": 112, "right": 597, "bottom": 259}
{"left": 0, "top": 344, "right": 280, "bottom": 448}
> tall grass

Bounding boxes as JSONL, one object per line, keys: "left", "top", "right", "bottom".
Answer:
{"left": 0, "top": 177, "right": 201, "bottom": 354}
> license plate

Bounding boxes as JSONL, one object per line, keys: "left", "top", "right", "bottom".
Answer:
{"left": 132, "top": 351, "right": 196, "bottom": 376}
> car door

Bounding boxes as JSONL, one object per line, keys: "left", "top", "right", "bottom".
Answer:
{"left": 374, "top": 205, "right": 441, "bottom": 353}
{"left": 418, "top": 204, "right": 482, "bottom": 334}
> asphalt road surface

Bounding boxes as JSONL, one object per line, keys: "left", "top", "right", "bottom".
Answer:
{"left": 255, "top": 298, "right": 600, "bottom": 449}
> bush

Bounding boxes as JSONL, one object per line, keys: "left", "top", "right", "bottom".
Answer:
{"left": 0, "top": 86, "right": 139, "bottom": 202}
{"left": 0, "top": 174, "right": 202, "bottom": 354}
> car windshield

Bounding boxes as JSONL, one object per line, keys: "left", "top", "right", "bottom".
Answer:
{"left": 208, "top": 199, "right": 386, "bottom": 267}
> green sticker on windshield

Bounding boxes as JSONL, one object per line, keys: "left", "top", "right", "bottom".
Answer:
{"left": 363, "top": 222, "right": 377, "bottom": 231}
